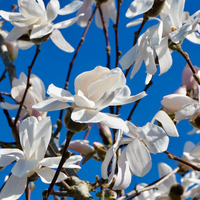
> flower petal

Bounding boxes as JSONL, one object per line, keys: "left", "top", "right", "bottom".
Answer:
{"left": 0, "top": 174, "right": 27, "bottom": 200}
{"left": 54, "top": 13, "right": 84, "bottom": 29}
{"left": 126, "top": 138, "right": 152, "bottom": 177}
{"left": 11, "top": 159, "right": 38, "bottom": 177}
{"left": 175, "top": 102, "right": 200, "bottom": 121}
{"left": 33, "top": 98, "right": 70, "bottom": 112}
{"left": 76, "top": 0, "right": 94, "bottom": 27}
{"left": 59, "top": 0, "right": 83, "bottom": 15}
{"left": 30, "top": 24, "right": 54, "bottom": 39}
{"left": 126, "top": 0, "right": 154, "bottom": 18}
{"left": 35, "top": 167, "right": 68, "bottom": 183}
{"left": 50, "top": 29, "right": 74, "bottom": 52}
{"left": 46, "top": 0, "right": 60, "bottom": 22}
{"left": 152, "top": 110, "right": 179, "bottom": 137}
{"left": 138, "top": 123, "right": 169, "bottom": 154}
{"left": 113, "top": 148, "right": 132, "bottom": 190}
{"left": 47, "top": 84, "right": 74, "bottom": 102}
{"left": 0, "top": 149, "right": 24, "bottom": 166}
{"left": 155, "top": 36, "right": 172, "bottom": 75}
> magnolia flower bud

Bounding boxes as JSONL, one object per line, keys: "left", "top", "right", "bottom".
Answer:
{"left": 145, "top": 0, "right": 166, "bottom": 17}
{"left": 0, "top": 30, "right": 18, "bottom": 61}
{"left": 168, "top": 183, "right": 184, "bottom": 200}
{"left": 178, "top": 162, "right": 192, "bottom": 176}
{"left": 97, "top": 123, "right": 112, "bottom": 145}
{"left": 93, "top": 142, "right": 107, "bottom": 161}
{"left": 104, "top": 189, "right": 117, "bottom": 200}
{"left": 30, "top": 182, "right": 35, "bottom": 191}
{"left": 182, "top": 64, "right": 200, "bottom": 92}
{"left": 64, "top": 108, "right": 88, "bottom": 132}
{"left": 69, "top": 140, "right": 94, "bottom": 156}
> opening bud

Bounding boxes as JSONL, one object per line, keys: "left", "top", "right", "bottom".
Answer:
{"left": 93, "top": 142, "right": 107, "bottom": 161}
{"left": 97, "top": 123, "right": 112, "bottom": 146}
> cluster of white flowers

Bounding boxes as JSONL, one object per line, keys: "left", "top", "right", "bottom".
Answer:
{"left": 0, "top": 0, "right": 200, "bottom": 199}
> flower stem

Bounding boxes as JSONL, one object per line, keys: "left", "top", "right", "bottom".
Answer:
{"left": 98, "top": 5, "right": 111, "bottom": 69}
{"left": 14, "top": 45, "right": 40, "bottom": 125}
{"left": 169, "top": 42, "right": 200, "bottom": 85}
{"left": 44, "top": 131, "right": 75, "bottom": 200}
{"left": 127, "top": 80, "right": 153, "bottom": 121}
{"left": 114, "top": 0, "right": 122, "bottom": 68}
{"left": 164, "top": 150, "right": 200, "bottom": 172}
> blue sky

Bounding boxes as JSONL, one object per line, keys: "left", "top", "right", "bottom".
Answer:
{"left": 0, "top": 0, "right": 200, "bottom": 199}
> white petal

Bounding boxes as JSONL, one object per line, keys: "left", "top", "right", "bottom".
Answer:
{"left": 54, "top": 13, "right": 84, "bottom": 29}
{"left": 11, "top": 159, "right": 38, "bottom": 177}
{"left": 175, "top": 103, "right": 200, "bottom": 121}
{"left": 59, "top": 1, "right": 84, "bottom": 15}
{"left": 119, "top": 45, "right": 138, "bottom": 71}
{"left": 0, "top": 10, "right": 23, "bottom": 21}
{"left": 33, "top": 98, "right": 70, "bottom": 111}
{"left": 0, "top": 102, "right": 20, "bottom": 110}
{"left": 126, "top": 18, "right": 144, "bottom": 27}
{"left": 125, "top": 0, "right": 154, "bottom": 18}
{"left": 155, "top": 36, "right": 172, "bottom": 75}
{"left": 76, "top": 0, "right": 94, "bottom": 27}
{"left": 126, "top": 138, "right": 152, "bottom": 177}
{"left": 113, "top": 148, "right": 132, "bottom": 190}
{"left": 17, "top": 40, "right": 35, "bottom": 50}
{"left": 152, "top": 110, "right": 179, "bottom": 137}
{"left": 46, "top": 0, "right": 60, "bottom": 22}
{"left": 35, "top": 167, "right": 68, "bottom": 183}
{"left": 74, "top": 66, "right": 109, "bottom": 95}
{"left": 74, "top": 90, "right": 95, "bottom": 108}
{"left": 19, "top": 0, "right": 45, "bottom": 18}
{"left": 50, "top": 29, "right": 74, "bottom": 52}
{"left": 158, "top": 162, "right": 176, "bottom": 191}
{"left": 161, "top": 94, "right": 196, "bottom": 112}
{"left": 47, "top": 84, "right": 74, "bottom": 102}
{"left": 139, "top": 123, "right": 169, "bottom": 154}
{"left": 0, "top": 174, "right": 27, "bottom": 200}
{"left": 30, "top": 24, "right": 54, "bottom": 39}
{"left": 110, "top": 91, "right": 147, "bottom": 106}
{"left": 6, "top": 26, "right": 28, "bottom": 42}
{"left": 0, "top": 149, "right": 24, "bottom": 166}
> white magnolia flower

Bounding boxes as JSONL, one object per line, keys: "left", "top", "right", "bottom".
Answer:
{"left": 153, "top": 162, "right": 200, "bottom": 200}
{"left": 0, "top": 0, "right": 84, "bottom": 52}
{"left": 76, "top": 0, "right": 117, "bottom": 28}
{"left": 1, "top": 72, "right": 47, "bottom": 120}
{"left": 101, "top": 110, "right": 178, "bottom": 190}
{"left": 120, "top": 0, "right": 200, "bottom": 83}
{"left": 0, "top": 116, "right": 82, "bottom": 200}
{"left": 33, "top": 66, "right": 146, "bottom": 132}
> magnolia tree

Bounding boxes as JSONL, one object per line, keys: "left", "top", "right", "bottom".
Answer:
{"left": 0, "top": 0, "right": 200, "bottom": 199}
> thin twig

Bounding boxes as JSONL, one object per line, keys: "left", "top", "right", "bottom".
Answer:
{"left": 117, "top": 167, "right": 179, "bottom": 200}
{"left": 164, "top": 151, "right": 200, "bottom": 172}
{"left": 127, "top": 80, "right": 153, "bottom": 121}
{"left": 98, "top": 5, "right": 111, "bottom": 69}
{"left": 14, "top": 45, "right": 40, "bottom": 125}
{"left": 114, "top": 0, "right": 122, "bottom": 68}
{"left": 44, "top": 131, "right": 75, "bottom": 200}
{"left": 0, "top": 69, "right": 6, "bottom": 83}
